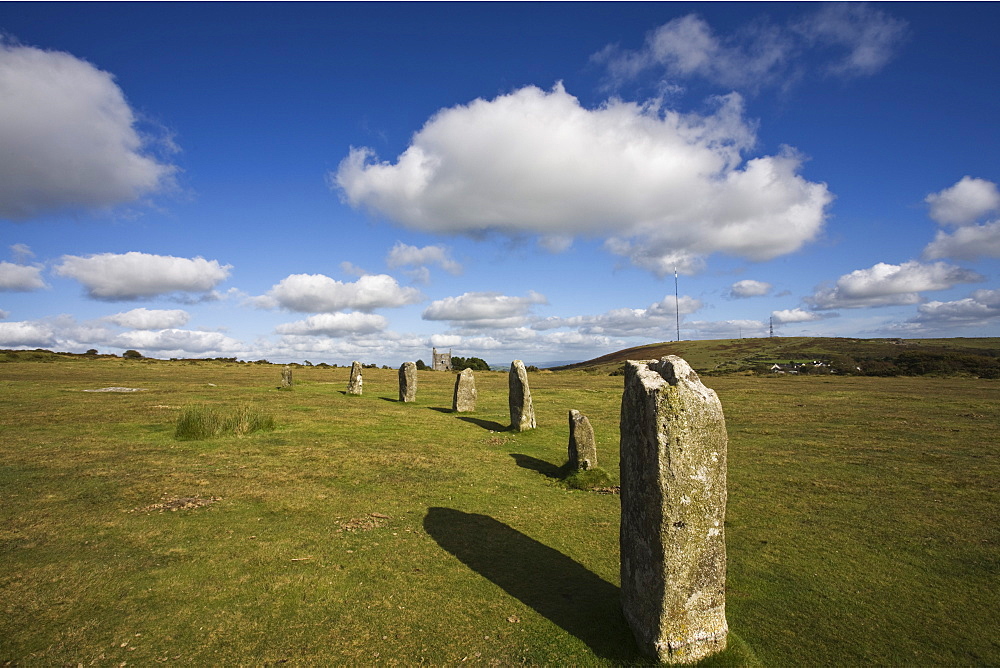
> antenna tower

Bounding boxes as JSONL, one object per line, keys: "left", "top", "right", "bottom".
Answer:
{"left": 674, "top": 267, "right": 681, "bottom": 342}
{"left": 769, "top": 316, "right": 774, "bottom": 338}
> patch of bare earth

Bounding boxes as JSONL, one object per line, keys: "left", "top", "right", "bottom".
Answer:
{"left": 133, "top": 495, "right": 222, "bottom": 513}
{"left": 336, "top": 512, "right": 390, "bottom": 532}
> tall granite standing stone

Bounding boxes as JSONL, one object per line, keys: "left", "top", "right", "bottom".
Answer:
{"left": 508, "top": 360, "right": 536, "bottom": 431}
{"left": 346, "top": 361, "right": 363, "bottom": 396}
{"left": 280, "top": 365, "right": 293, "bottom": 388}
{"left": 619, "top": 355, "right": 728, "bottom": 664}
{"left": 567, "top": 409, "right": 597, "bottom": 471}
{"left": 398, "top": 361, "right": 417, "bottom": 402}
{"left": 452, "top": 368, "right": 477, "bottom": 412}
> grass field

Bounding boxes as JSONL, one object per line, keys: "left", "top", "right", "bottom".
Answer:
{"left": 1, "top": 356, "right": 998, "bottom": 665}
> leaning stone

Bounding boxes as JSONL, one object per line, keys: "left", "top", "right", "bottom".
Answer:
{"left": 346, "top": 361, "right": 363, "bottom": 395}
{"left": 452, "top": 368, "right": 477, "bottom": 412}
{"left": 619, "top": 355, "right": 728, "bottom": 664}
{"left": 508, "top": 360, "right": 536, "bottom": 431}
{"left": 398, "top": 361, "right": 417, "bottom": 402}
{"left": 280, "top": 365, "right": 293, "bottom": 388}
{"left": 567, "top": 409, "right": 597, "bottom": 471}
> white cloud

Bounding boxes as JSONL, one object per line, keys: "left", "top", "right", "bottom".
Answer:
{"left": 112, "top": 329, "right": 244, "bottom": 354}
{"left": 54, "top": 252, "right": 231, "bottom": 300}
{"left": 275, "top": 312, "right": 388, "bottom": 336}
{"left": 730, "top": 279, "right": 772, "bottom": 298}
{"left": 594, "top": 6, "right": 906, "bottom": 90}
{"left": 795, "top": 3, "right": 909, "bottom": 77}
{"left": 685, "top": 319, "right": 766, "bottom": 337}
{"left": 923, "top": 220, "right": 1000, "bottom": 260}
{"left": 912, "top": 289, "right": 1000, "bottom": 326}
{"left": 255, "top": 273, "right": 422, "bottom": 313}
{"left": 772, "top": 308, "right": 823, "bottom": 324}
{"left": 925, "top": 176, "right": 1000, "bottom": 226}
{"left": 533, "top": 294, "right": 703, "bottom": 338}
{"left": 334, "top": 84, "right": 832, "bottom": 277}
{"left": 0, "top": 320, "right": 55, "bottom": 347}
{"left": 0, "top": 40, "right": 175, "bottom": 221}
{"left": 922, "top": 178, "right": 1000, "bottom": 260}
{"left": 809, "top": 260, "right": 984, "bottom": 310}
{"left": 386, "top": 242, "right": 462, "bottom": 276}
{"left": 105, "top": 307, "right": 189, "bottom": 330}
{"left": 422, "top": 291, "right": 547, "bottom": 328}
{"left": 10, "top": 243, "right": 34, "bottom": 262}
{"left": 0, "top": 261, "right": 46, "bottom": 291}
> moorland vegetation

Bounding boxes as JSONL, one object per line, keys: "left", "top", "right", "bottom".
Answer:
{"left": 1, "top": 338, "right": 997, "bottom": 665}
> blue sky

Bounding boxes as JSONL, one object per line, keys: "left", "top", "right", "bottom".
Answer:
{"left": 1, "top": 2, "right": 998, "bottom": 366}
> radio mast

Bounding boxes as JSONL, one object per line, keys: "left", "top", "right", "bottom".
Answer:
{"left": 674, "top": 267, "right": 680, "bottom": 342}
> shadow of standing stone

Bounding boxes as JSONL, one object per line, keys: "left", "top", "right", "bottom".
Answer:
{"left": 620, "top": 355, "right": 728, "bottom": 664}
{"left": 347, "top": 360, "right": 363, "bottom": 396}
{"left": 423, "top": 507, "right": 637, "bottom": 661}
{"left": 508, "top": 360, "right": 536, "bottom": 431}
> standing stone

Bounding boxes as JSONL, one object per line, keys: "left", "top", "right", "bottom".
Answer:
{"left": 508, "top": 360, "right": 536, "bottom": 431}
{"left": 398, "top": 361, "right": 417, "bottom": 402}
{"left": 567, "top": 409, "right": 597, "bottom": 471}
{"left": 452, "top": 368, "right": 477, "bottom": 412}
{"left": 280, "top": 365, "right": 293, "bottom": 388}
{"left": 619, "top": 355, "right": 728, "bottom": 664}
{"left": 346, "top": 361, "right": 363, "bottom": 396}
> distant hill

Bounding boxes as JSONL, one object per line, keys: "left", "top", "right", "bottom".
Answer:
{"left": 547, "top": 337, "right": 1000, "bottom": 376}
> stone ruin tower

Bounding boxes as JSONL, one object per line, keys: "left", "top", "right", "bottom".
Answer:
{"left": 432, "top": 347, "right": 453, "bottom": 371}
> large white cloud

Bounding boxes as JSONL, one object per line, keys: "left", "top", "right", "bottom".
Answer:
{"left": 423, "top": 291, "right": 547, "bottom": 329}
{"left": 922, "top": 177, "right": 1000, "bottom": 260}
{"left": 924, "top": 220, "right": 1000, "bottom": 260}
{"left": 925, "top": 176, "right": 1000, "bottom": 226}
{"left": 255, "top": 273, "right": 422, "bottom": 313}
{"left": 772, "top": 308, "right": 824, "bottom": 324}
{"left": 0, "top": 40, "right": 175, "bottom": 221}
{"left": 730, "top": 279, "right": 772, "bottom": 298}
{"left": 54, "top": 252, "right": 231, "bottom": 300}
{"left": 533, "top": 295, "right": 703, "bottom": 338}
{"left": 809, "top": 260, "right": 983, "bottom": 310}
{"left": 0, "top": 320, "right": 56, "bottom": 347}
{"left": 912, "top": 289, "right": 1000, "bottom": 326}
{"left": 105, "top": 307, "right": 189, "bottom": 330}
{"left": 112, "top": 329, "right": 244, "bottom": 354}
{"left": 0, "top": 261, "right": 46, "bottom": 291}
{"left": 334, "top": 84, "right": 832, "bottom": 276}
{"left": 275, "top": 312, "right": 388, "bottom": 336}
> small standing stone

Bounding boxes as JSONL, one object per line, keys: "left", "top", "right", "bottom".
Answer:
{"left": 452, "top": 368, "right": 477, "bottom": 412}
{"left": 619, "top": 355, "right": 728, "bottom": 664}
{"left": 508, "top": 360, "right": 536, "bottom": 431}
{"left": 347, "top": 361, "right": 363, "bottom": 395}
{"left": 398, "top": 361, "right": 417, "bottom": 402}
{"left": 280, "top": 365, "right": 293, "bottom": 388}
{"left": 567, "top": 409, "right": 597, "bottom": 471}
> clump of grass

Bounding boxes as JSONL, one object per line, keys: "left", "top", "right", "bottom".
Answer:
{"left": 174, "top": 403, "right": 275, "bottom": 440}
{"left": 563, "top": 466, "right": 613, "bottom": 491}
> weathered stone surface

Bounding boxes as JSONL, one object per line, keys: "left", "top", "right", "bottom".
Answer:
{"left": 567, "top": 409, "right": 597, "bottom": 471}
{"left": 452, "top": 368, "right": 477, "bottom": 412}
{"left": 508, "top": 360, "right": 536, "bottom": 431}
{"left": 619, "top": 355, "right": 728, "bottom": 664}
{"left": 398, "top": 361, "right": 417, "bottom": 402}
{"left": 346, "top": 361, "right": 363, "bottom": 395}
{"left": 280, "top": 365, "right": 293, "bottom": 388}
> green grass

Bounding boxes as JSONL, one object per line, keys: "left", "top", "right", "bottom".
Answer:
{"left": 1, "top": 358, "right": 998, "bottom": 665}
{"left": 175, "top": 403, "right": 276, "bottom": 439}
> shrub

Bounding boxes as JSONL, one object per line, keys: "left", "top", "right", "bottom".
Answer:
{"left": 175, "top": 403, "right": 276, "bottom": 440}
{"left": 122, "top": 349, "right": 143, "bottom": 359}
{"left": 563, "top": 467, "right": 613, "bottom": 491}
